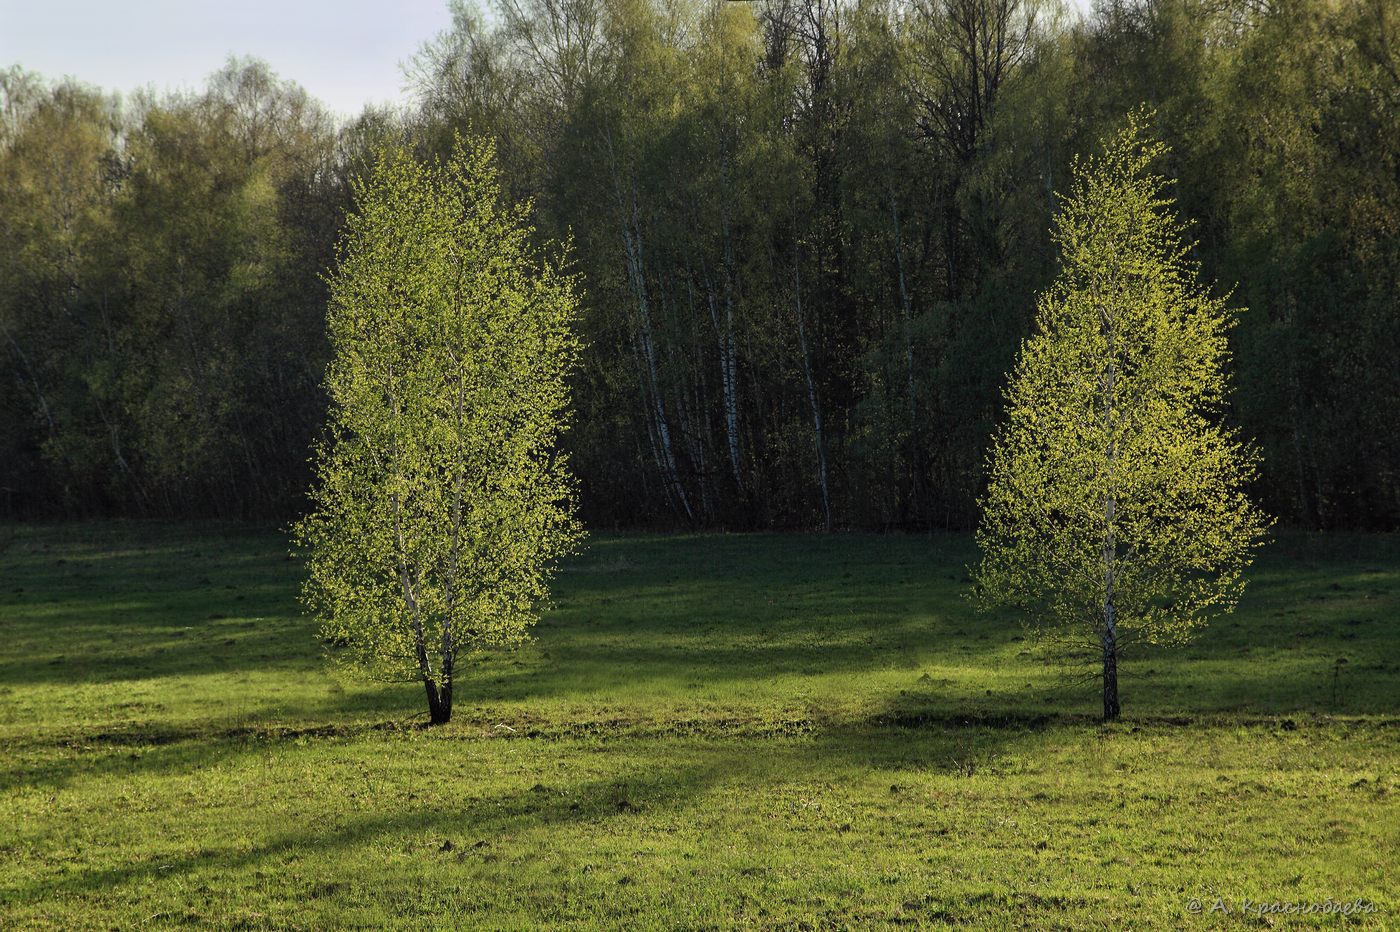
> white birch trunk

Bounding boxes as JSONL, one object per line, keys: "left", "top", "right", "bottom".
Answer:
{"left": 794, "top": 252, "right": 833, "bottom": 532}
{"left": 622, "top": 222, "right": 693, "bottom": 522}
{"left": 891, "top": 197, "right": 917, "bottom": 421}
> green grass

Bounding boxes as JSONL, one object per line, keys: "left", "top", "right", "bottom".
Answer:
{"left": 1, "top": 524, "right": 1397, "bottom": 929}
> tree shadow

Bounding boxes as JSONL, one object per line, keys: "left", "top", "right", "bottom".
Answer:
{"left": 2, "top": 673, "right": 1078, "bottom": 795}
{"left": 10, "top": 704, "right": 1070, "bottom": 909}
{"left": 4, "top": 526, "right": 1397, "bottom": 801}
{"left": 9, "top": 756, "right": 717, "bottom": 903}
{"left": 1, "top": 524, "right": 308, "bottom": 686}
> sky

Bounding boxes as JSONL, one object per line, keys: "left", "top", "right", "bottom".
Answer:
{"left": 3, "top": 0, "right": 1096, "bottom": 120}
{"left": 0, "top": 0, "right": 457, "bottom": 119}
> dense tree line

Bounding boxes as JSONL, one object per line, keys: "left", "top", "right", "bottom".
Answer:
{"left": 3, "top": 0, "right": 1398, "bottom": 529}
{"left": 0, "top": 60, "right": 363, "bottom": 515}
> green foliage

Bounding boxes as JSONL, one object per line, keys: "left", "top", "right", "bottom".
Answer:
{"left": 975, "top": 114, "right": 1270, "bottom": 653}
{"left": 0, "top": 60, "right": 340, "bottom": 517}
{"left": 294, "top": 136, "right": 582, "bottom": 711}
{"left": 4, "top": 1, "right": 1400, "bottom": 531}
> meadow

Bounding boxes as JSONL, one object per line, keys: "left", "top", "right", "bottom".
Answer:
{"left": 1, "top": 524, "right": 1396, "bottom": 929}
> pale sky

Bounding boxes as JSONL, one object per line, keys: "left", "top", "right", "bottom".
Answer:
{"left": 3, "top": 1, "right": 1096, "bottom": 120}
{"left": 0, "top": 0, "right": 457, "bottom": 119}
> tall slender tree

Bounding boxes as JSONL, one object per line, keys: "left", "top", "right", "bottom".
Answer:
{"left": 974, "top": 113, "right": 1270, "bottom": 720}
{"left": 295, "top": 136, "right": 582, "bottom": 724}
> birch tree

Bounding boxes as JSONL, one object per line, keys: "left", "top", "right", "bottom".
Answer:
{"left": 295, "top": 136, "right": 582, "bottom": 725}
{"left": 973, "top": 113, "right": 1270, "bottom": 720}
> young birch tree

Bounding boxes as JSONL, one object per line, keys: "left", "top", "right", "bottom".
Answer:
{"left": 974, "top": 113, "right": 1270, "bottom": 721}
{"left": 295, "top": 136, "right": 582, "bottom": 725}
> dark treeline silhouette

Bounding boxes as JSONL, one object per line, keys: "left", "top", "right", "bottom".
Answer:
{"left": 3, "top": 0, "right": 1398, "bottom": 530}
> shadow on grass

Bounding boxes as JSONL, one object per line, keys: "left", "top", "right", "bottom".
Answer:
{"left": 9, "top": 703, "right": 1072, "bottom": 905}
{"left": 9, "top": 527, "right": 1392, "bottom": 710}
{"left": 12, "top": 674, "right": 1379, "bottom": 798}
{"left": 1, "top": 681, "right": 1066, "bottom": 794}
{"left": 0, "top": 531, "right": 995, "bottom": 690}
{"left": 7, "top": 758, "right": 716, "bottom": 903}
{"left": 0, "top": 525, "right": 307, "bottom": 686}
{"left": 3, "top": 525, "right": 1397, "bottom": 795}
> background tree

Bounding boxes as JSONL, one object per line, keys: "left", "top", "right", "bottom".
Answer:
{"left": 4, "top": 0, "right": 1399, "bottom": 533}
{"left": 294, "top": 136, "right": 582, "bottom": 725}
{"left": 974, "top": 114, "right": 1270, "bottom": 720}
{"left": 0, "top": 72, "right": 121, "bottom": 513}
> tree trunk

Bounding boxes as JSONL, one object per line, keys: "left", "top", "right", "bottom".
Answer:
{"left": 793, "top": 250, "right": 833, "bottom": 532}
{"left": 623, "top": 223, "right": 693, "bottom": 522}
{"left": 1101, "top": 492, "right": 1119, "bottom": 722}
{"left": 1099, "top": 282, "right": 1120, "bottom": 722}
{"left": 386, "top": 383, "right": 451, "bottom": 727}
{"left": 697, "top": 251, "right": 744, "bottom": 495}
{"left": 1102, "top": 614, "right": 1120, "bottom": 722}
{"left": 424, "top": 678, "right": 453, "bottom": 725}
{"left": 891, "top": 196, "right": 917, "bottom": 422}
{"left": 891, "top": 195, "right": 923, "bottom": 524}
{"left": 720, "top": 226, "right": 743, "bottom": 491}
{"left": 603, "top": 131, "right": 693, "bottom": 523}
{"left": 1, "top": 325, "right": 56, "bottom": 441}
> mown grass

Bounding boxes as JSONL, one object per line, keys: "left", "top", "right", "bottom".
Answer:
{"left": 1, "top": 524, "right": 1396, "bottom": 928}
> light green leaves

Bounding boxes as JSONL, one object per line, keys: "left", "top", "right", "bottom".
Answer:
{"left": 294, "top": 134, "right": 583, "bottom": 688}
{"left": 975, "top": 111, "right": 1270, "bottom": 652}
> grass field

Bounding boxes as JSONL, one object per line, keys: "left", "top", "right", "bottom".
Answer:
{"left": 2, "top": 524, "right": 1397, "bottom": 929}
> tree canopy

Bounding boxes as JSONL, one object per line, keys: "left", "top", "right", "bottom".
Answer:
{"left": 294, "top": 135, "right": 582, "bottom": 724}
{"left": 2, "top": 0, "right": 1398, "bottom": 531}
{"left": 974, "top": 113, "right": 1270, "bottom": 719}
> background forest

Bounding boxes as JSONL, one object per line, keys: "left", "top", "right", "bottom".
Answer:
{"left": 3, "top": 0, "right": 1398, "bottom": 531}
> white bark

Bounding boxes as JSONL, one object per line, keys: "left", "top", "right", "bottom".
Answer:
{"left": 700, "top": 252, "right": 743, "bottom": 491}
{"left": 793, "top": 252, "right": 832, "bottom": 532}
{"left": 891, "top": 197, "right": 917, "bottom": 420}
{"left": 622, "top": 222, "right": 693, "bottom": 522}
{"left": 720, "top": 250, "right": 742, "bottom": 489}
